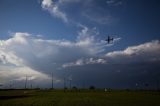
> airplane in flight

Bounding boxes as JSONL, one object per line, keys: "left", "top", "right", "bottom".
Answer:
{"left": 106, "top": 36, "right": 114, "bottom": 44}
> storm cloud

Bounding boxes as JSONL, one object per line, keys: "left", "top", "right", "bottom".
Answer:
{"left": 0, "top": 30, "right": 159, "bottom": 88}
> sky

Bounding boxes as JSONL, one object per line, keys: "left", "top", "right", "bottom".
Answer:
{"left": 0, "top": 0, "right": 160, "bottom": 89}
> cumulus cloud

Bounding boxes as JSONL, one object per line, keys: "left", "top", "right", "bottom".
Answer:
{"left": 60, "top": 40, "right": 160, "bottom": 88}
{"left": 1, "top": 30, "right": 159, "bottom": 88}
{"left": 0, "top": 27, "right": 111, "bottom": 86}
{"left": 0, "top": 66, "right": 50, "bottom": 85}
{"left": 105, "top": 40, "right": 160, "bottom": 64}
{"left": 62, "top": 40, "right": 160, "bottom": 68}
{"left": 41, "top": 0, "right": 68, "bottom": 22}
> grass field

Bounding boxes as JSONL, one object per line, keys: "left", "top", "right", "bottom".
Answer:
{"left": 0, "top": 89, "right": 160, "bottom": 106}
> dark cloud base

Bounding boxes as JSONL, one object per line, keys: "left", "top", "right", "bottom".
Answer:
{"left": 60, "top": 61, "right": 160, "bottom": 89}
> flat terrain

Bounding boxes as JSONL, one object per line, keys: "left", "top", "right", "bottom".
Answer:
{"left": 0, "top": 89, "right": 160, "bottom": 106}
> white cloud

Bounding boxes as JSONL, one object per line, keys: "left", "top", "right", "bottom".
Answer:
{"left": 62, "top": 59, "right": 83, "bottom": 68}
{"left": 62, "top": 40, "right": 160, "bottom": 68}
{"left": 76, "top": 26, "right": 103, "bottom": 54}
{"left": 0, "top": 31, "right": 159, "bottom": 88}
{"left": 62, "top": 58, "right": 106, "bottom": 68}
{"left": 42, "top": 0, "right": 53, "bottom": 7}
{"left": 40, "top": 0, "right": 123, "bottom": 25}
{"left": 0, "top": 28, "right": 110, "bottom": 85}
{"left": 2, "top": 30, "right": 160, "bottom": 88}
{"left": 41, "top": 0, "right": 68, "bottom": 23}
{"left": 86, "top": 58, "right": 106, "bottom": 64}
{"left": 0, "top": 66, "right": 50, "bottom": 84}
{"left": 40, "top": 0, "right": 121, "bottom": 25}
{"left": 0, "top": 50, "right": 23, "bottom": 66}
{"left": 105, "top": 40, "right": 160, "bottom": 63}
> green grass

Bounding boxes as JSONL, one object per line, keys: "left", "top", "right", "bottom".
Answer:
{"left": 0, "top": 89, "right": 160, "bottom": 106}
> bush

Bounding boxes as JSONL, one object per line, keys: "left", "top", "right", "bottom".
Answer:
{"left": 89, "top": 86, "right": 95, "bottom": 90}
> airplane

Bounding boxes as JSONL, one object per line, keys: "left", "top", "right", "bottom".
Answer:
{"left": 105, "top": 36, "right": 114, "bottom": 44}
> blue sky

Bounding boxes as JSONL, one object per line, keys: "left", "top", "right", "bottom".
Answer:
{"left": 0, "top": 0, "right": 160, "bottom": 89}
{"left": 1, "top": 0, "right": 159, "bottom": 44}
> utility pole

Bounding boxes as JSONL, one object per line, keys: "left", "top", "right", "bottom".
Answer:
{"left": 52, "top": 73, "right": 53, "bottom": 89}
{"left": 64, "top": 77, "right": 66, "bottom": 89}
{"left": 69, "top": 79, "right": 72, "bottom": 89}
{"left": 25, "top": 75, "right": 28, "bottom": 89}
{"left": 9, "top": 81, "right": 12, "bottom": 89}
{"left": 156, "top": 79, "right": 159, "bottom": 90}
{"left": 82, "top": 82, "right": 85, "bottom": 89}
{"left": 31, "top": 84, "right": 32, "bottom": 89}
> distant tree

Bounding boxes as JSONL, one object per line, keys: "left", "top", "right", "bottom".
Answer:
{"left": 35, "top": 87, "right": 40, "bottom": 90}
{"left": 145, "top": 83, "right": 149, "bottom": 90}
{"left": 145, "top": 83, "right": 149, "bottom": 87}
{"left": 0, "top": 84, "right": 3, "bottom": 89}
{"left": 72, "top": 86, "right": 77, "bottom": 90}
{"left": 64, "top": 87, "right": 68, "bottom": 89}
{"left": 89, "top": 85, "right": 95, "bottom": 90}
